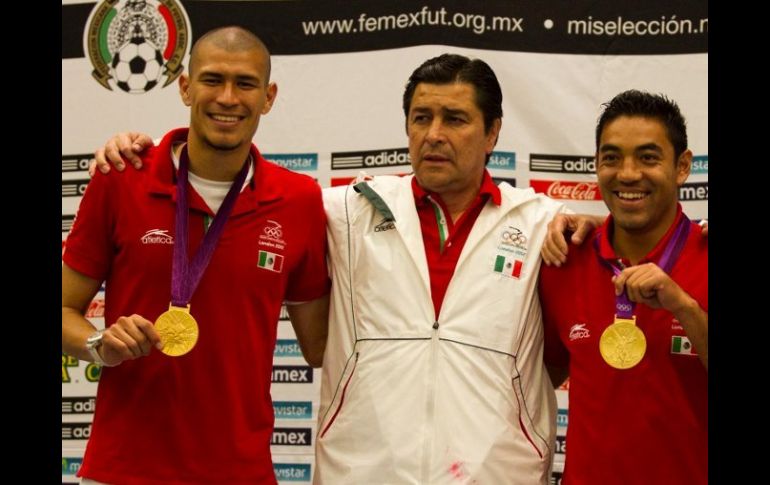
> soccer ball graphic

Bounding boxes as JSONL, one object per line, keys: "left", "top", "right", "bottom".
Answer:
{"left": 111, "top": 38, "right": 164, "bottom": 93}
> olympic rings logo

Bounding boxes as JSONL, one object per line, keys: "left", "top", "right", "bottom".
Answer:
{"left": 617, "top": 303, "right": 633, "bottom": 313}
{"left": 501, "top": 228, "right": 527, "bottom": 247}
{"left": 263, "top": 221, "right": 284, "bottom": 240}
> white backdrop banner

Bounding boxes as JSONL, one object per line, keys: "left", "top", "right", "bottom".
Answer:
{"left": 62, "top": 1, "right": 707, "bottom": 483}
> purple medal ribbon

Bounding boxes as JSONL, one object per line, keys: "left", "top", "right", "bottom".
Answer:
{"left": 170, "top": 146, "right": 251, "bottom": 307}
{"left": 594, "top": 214, "right": 691, "bottom": 318}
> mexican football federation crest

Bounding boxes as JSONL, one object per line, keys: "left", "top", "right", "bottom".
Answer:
{"left": 84, "top": 0, "right": 190, "bottom": 94}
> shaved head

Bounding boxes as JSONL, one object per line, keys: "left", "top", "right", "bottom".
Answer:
{"left": 189, "top": 26, "right": 271, "bottom": 80}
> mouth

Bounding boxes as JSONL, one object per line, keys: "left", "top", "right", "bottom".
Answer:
{"left": 422, "top": 153, "right": 451, "bottom": 163}
{"left": 614, "top": 191, "right": 649, "bottom": 204}
{"left": 613, "top": 191, "right": 649, "bottom": 202}
{"left": 209, "top": 113, "right": 244, "bottom": 124}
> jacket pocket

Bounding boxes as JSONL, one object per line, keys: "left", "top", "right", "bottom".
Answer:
{"left": 512, "top": 376, "right": 544, "bottom": 459}
{"left": 320, "top": 352, "right": 359, "bottom": 438}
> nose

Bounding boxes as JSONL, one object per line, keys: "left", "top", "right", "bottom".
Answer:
{"left": 216, "top": 81, "right": 238, "bottom": 106}
{"left": 617, "top": 157, "right": 642, "bottom": 182}
{"left": 425, "top": 119, "right": 445, "bottom": 145}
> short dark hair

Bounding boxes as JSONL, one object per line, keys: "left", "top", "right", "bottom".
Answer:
{"left": 402, "top": 53, "right": 503, "bottom": 134}
{"left": 596, "top": 90, "right": 688, "bottom": 159}
{"left": 189, "top": 25, "right": 271, "bottom": 81}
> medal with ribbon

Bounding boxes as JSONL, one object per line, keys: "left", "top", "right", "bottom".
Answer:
{"left": 155, "top": 146, "right": 251, "bottom": 356}
{"left": 596, "top": 214, "right": 691, "bottom": 369}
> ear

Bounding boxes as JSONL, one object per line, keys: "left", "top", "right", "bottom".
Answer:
{"left": 261, "top": 82, "right": 278, "bottom": 115}
{"left": 675, "top": 149, "right": 692, "bottom": 186}
{"left": 179, "top": 74, "right": 191, "bottom": 106}
{"left": 485, "top": 118, "right": 502, "bottom": 154}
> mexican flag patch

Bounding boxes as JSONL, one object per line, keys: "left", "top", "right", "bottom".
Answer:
{"left": 493, "top": 254, "right": 523, "bottom": 278}
{"left": 258, "top": 250, "right": 284, "bottom": 273}
{"left": 671, "top": 335, "right": 697, "bottom": 355}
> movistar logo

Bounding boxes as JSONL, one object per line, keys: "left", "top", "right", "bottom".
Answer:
{"left": 273, "top": 401, "right": 312, "bottom": 419}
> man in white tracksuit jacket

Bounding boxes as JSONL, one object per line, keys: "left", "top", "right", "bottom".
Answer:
{"left": 315, "top": 54, "right": 564, "bottom": 484}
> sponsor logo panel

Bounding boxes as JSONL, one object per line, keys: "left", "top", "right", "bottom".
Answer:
{"left": 62, "top": 457, "right": 83, "bottom": 476}
{"left": 62, "top": 422, "right": 92, "bottom": 440}
{"left": 273, "top": 401, "right": 313, "bottom": 419}
{"left": 530, "top": 179, "right": 602, "bottom": 200}
{"left": 272, "top": 365, "right": 313, "bottom": 383}
{"left": 274, "top": 339, "right": 303, "bottom": 357}
{"left": 691, "top": 155, "right": 708, "bottom": 174}
{"left": 86, "top": 298, "right": 105, "bottom": 318}
{"left": 331, "top": 148, "right": 410, "bottom": 169}
{"left": 62, "top": 396, "right": 96, "bottom": 414}
{"left": 679, "top": 182, "right": 708, "bottom": 201}
{"left": 488, "top": 151, "right": 516, "bottom": 170}
{"left": 557, "top": 408, "right": 569, "bottom": 428}
{"left": 555, "top": 435, "right": 567, "bottom": 455}
{"left": 264, "top": 153, "right": 318, "bottom": 172}
{"left": 271, "top": 427, "right": 312, "bottom": 446}
{"left": 274, "top": 463, "right": 311, "bottom": 482}
{"left": 62, "top": 179, "right": 90, "bottom": 198}
{"left": 62, "top": 154, "right": 94, "bottom": 173}
{"left": 62, "top": 214, "right": 75, "bottom": 233}
{"left": 62, "top": 354, "right": 102, "bottom": 384}
{"left": 530, "top": 154, "right": 595, "bottom": 173}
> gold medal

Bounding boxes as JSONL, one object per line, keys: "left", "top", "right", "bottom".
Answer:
{"left": 155, "top": 304, "right": 199, "bottom": 357}
{"left": 599, "top": 316, "right": 646, "bottom": 369}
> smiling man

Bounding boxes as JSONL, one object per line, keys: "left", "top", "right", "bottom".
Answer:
{"left": 62, "top": 26, "right": 330, "bottom": 484}
{"left": 539, "top": 90, "right": 708, "bottom": 484}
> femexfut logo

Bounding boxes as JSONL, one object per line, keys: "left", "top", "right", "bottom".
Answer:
{"left": 84, "top": 0, "right": 189, "bottom": 94}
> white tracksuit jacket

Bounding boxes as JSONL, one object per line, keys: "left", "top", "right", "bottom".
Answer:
{"left": 316, "top": 175, "right": 563, "bottom": 484}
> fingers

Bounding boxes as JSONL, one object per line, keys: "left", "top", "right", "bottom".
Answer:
{"left": 125, "top": 133, "right": 155, "bottom": 169}
{"left": 613, "top": 264, "right": 669, "bottom": 309}
{"left": 101, "top": 314, "right": 161, "bottom": 365}
{"left": 102, "top": 138, "right": 126, "bottom": 172}
{"left": 92, "top": 147, "right": 112, "bottom": 175}
{"left": 93, "top": 132, "right": 154, "bottom": 174}
{"left": 541, "top": 216, "right": 569, "bottom": 266}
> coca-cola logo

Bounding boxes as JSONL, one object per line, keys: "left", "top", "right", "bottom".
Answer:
{"left": 530, "top": 180, "right": 602, "bottom": 201}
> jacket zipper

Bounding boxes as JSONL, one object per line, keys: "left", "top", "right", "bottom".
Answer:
{"left": 420, "top": 321, "right": 441, "bottom": 483}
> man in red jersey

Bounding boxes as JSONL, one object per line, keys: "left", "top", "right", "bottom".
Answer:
{"left": 539, "top": 90, "right": 707, "bottom": 484}
{"left": 62, "top": 26, "right": 330, "bottom": 484}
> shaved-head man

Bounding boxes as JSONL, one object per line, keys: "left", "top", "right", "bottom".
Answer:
{"left": 62, "top": 26, "right": 330, "bottom": 484}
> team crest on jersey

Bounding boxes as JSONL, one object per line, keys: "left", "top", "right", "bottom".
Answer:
{"left": 259, "top": 220, "right": 286, "bottom": 250}
{"left": 84, "top": 0, "right": 190, "bottom": 94}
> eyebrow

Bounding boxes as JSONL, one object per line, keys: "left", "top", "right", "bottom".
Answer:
{"left": 410, "top": 106, "right": 470, "bottom": 117}
{"left": 635, "top": 143, "right": 663, "bottom": 153}
{"left": 599, "top": 143, "right": 663, "bottom": 153}
{"left": 197, "top": 71, "right": 262, "bottom": 84}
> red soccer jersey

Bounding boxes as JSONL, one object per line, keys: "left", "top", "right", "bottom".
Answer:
{"left": 539, "top": 208, "right": 707, "bottom": 485}
{"left": 64, "top": 128, "right": 330, "bottom": 484}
